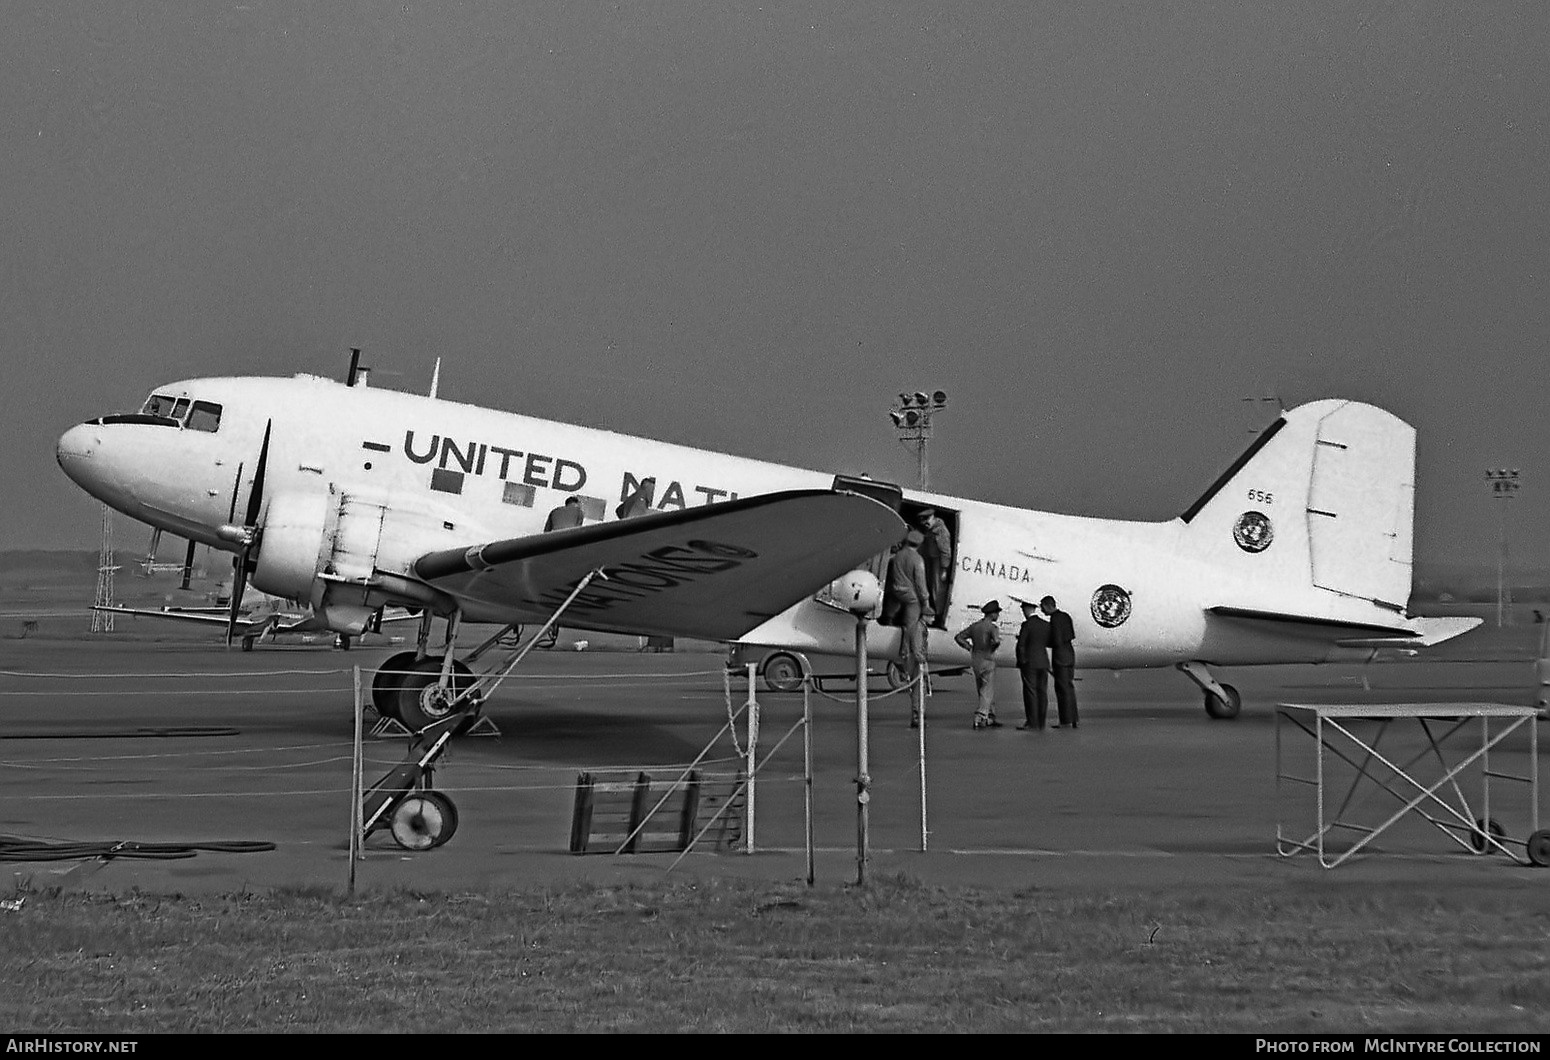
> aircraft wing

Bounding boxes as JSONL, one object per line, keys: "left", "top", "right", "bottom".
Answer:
{"left": 93, "top": 604, "right": 309, "bottom": 637}
{"left": 92, "top": 605, "right": 239, "bottom": 627}
{"left": 412, "top": 489, "right": 907, "bottom": 641}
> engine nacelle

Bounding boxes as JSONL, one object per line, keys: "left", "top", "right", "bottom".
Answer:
{"left": 250, "top": 487, "right": 496, "bottom": 610}
{"left": 249, "top": 491, "right": 330, "bottom": 600}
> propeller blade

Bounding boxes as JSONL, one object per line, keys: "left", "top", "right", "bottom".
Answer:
{"left": 244, "top": 421, "right": 272, "bottom": 528}
{"left": 226, "top": 423, "right": 270, "bottom": 647}
{"left": 226, "top": 462, "right": 244, "bottom": 524}
{"left": 225, "top": 549, "right": 250, "bottom": 647}
{"left": 180, "top": 539, "right": 195, "bottom": 591}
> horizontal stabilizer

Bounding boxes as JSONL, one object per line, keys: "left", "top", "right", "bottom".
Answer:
{"left": 1208, "top": 605, "right": 1416, "bottom": 639}
{"left": 1335, "top": 615, "right": 1483, "bottom": 649}
{"left": 413, "top": 490, "right": 907, "bottom": 641}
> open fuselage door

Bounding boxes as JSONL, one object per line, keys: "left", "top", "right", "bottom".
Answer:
{"left": 820, "top": 475, "right": 959, "bottom": 630}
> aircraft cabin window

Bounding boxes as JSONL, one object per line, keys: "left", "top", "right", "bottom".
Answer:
{"left": 186, "top": 401, "right": 223, "bottom": 433}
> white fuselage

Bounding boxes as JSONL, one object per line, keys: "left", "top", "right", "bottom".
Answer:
{"left": 57, "top": 374, "right": 1422, "bottom": 671}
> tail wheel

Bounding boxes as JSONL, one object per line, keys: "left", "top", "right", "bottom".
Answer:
{"left": 1204, "top": 683, "right": 1242, "bottom": 720}
{"left": 886, "top": 660, "right": 909, "bottom": 690}
{"left": 762, "top": 652, "right": 804, "bottom": 693}
{"left": 389, "top": 791, "right": 459, "bottom": 851}
{"left": 393, "top": 656, "right": 479, "bottom": 732}
{"left": 371, "top": 651, "right": 421, "bottom": 722}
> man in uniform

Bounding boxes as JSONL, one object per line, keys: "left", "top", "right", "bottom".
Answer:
{"left": 1014, "top": 598, "right": 1052, "bottom": 730}
{"left": 535, "top": 496, "right": 585, "bottom": 647}
{"left": 543, "top": 495, "right": 584, "bottom": 532}
{"left": 616, "top": 477, "right": 656, "bottom": 519}
{"left": 885, "top": 530, "right": 934, "bottom": 723}
{"left": 915, "top": 508, "right": 953, "bottom": 613}
{"left": 1042, "top": 595, "right": 1079, "bottom": 728}
{"left": 955, "top": 600, "right": 1004, "bottom": 730}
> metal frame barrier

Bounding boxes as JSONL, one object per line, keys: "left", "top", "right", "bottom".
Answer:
{"left": 1276, "top": 701, "right": 1549, "bottom": 868}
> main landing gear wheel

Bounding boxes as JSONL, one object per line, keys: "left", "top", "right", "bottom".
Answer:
{"left": 1470, "top": 817, "right": 1505, "bottom": 854}
{"left": 392, "top": 656, "right": 479, "bottom": 732}
{"left": 1526, "top": 830, "right": 1550, "bottom": 868}
{"left": 240, "top": 636, "right": 256, "bottom": 653}
{"left": 371, "top": 650, "right": 421, "bottom": 722}
{"left": 1204, "top": 683, "right": 1242, "bottom": 720}
{"left": 389, "top": 791, "right": 459, "bottom": 851}
{"left": 762, "top": 652, "right": 804, "bottom": 693}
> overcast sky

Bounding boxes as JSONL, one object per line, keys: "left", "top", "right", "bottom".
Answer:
{"left": 5, "top": 2, "right": 1546, "bottom": 572}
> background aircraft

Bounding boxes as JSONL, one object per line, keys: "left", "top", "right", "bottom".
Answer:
{"left": 56, "top": 363, "right": 1479, "bottom": 728}
{"left": 92, "top": 591, "right": 418, "bottom": 651}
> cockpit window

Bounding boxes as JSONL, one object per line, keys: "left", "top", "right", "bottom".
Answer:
{"left": 186, "top": 401, "right": 222, "bottom": 433}
{"left": 132, "top": 393, "right": 222, "bottom": 431}
{"left": 142, "top": 394, "right": 178, "bottom": 418}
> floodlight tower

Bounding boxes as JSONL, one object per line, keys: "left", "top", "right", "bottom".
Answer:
{"left": 889, "top": 390, "right": 948, "bottom": 489}
{"left": 1486, "top": 468, "right": 1522, "bottom": 627}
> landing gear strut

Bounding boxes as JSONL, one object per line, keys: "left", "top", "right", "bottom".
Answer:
{"left": 359, "top": 571, "right": 606, "bottom": 851}
{"left": 1178, "top": 660, "right": 1241, "bottom": 720}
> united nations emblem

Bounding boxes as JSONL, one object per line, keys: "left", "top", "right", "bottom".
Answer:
{"left": 1233, "top": 511, "right": 1274, "bottom": 553}
{"left": 1090, "top": 584, "right": 1132, "bottom": 628}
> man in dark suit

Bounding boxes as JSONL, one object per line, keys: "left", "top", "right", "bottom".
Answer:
{"left": 1041, "top": 595, "right": 1079, "bottom": 728}
{"left": 1015, "top": 599, "right": 1052, "bottom": 730}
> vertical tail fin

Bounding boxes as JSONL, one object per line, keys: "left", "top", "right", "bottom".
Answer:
{"left": 1180, "top": 400, "right": 1416, "bottom": 610}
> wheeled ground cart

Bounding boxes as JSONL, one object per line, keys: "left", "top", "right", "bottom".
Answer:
{"left": 1276, "top": 702, "right": 1550, "bottom": 869}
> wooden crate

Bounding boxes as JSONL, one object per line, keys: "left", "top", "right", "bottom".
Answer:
{"left": 570, "top": 769, "right": 744, "bottom": 854}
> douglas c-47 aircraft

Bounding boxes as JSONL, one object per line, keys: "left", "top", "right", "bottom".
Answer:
{"left": 57, "top": 366, "right": 1479, "bottom": 731}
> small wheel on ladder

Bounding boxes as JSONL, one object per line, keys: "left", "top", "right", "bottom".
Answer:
{"left": 1470, "top": 817, "right": 1505, "bottom": 854}
{"left": 1526, "top": 829, "right": 1550, "bottom": 868}
{"left": 389, "top": 791, "right": 459, "bottom": 851}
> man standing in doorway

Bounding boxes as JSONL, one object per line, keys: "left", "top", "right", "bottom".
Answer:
{"left": 1015, "top": 598, "right": 1052, "bottom": 730}
{"left": 955, "top": 600, "right": 1004, "bottom": 730}
{"left": 1042, "top": 595, "right": 1078, "bottom": 728}
{"left": 885, "top": 531, "right": 934, "bottom": 722}
{"left": 915, "top": 508, "right": 952, "bottom": 613}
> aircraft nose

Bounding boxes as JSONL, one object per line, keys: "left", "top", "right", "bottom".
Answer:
{"left": 56, "top": 422, "right": 103, "bottom": 488}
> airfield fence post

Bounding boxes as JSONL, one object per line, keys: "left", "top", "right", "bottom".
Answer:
{"left": 917, "top": 665, "right": 928, "bottom": 852}
{"left": 349, "top": 665, "right": 363, "bottom": 895}
{"left": 745, "top": 663, "right": 758, "bottom": 854}
{"left": 803, "top": 676, "right": 815, "bottom": 886}
{"left": 855, "top": 614, "right": 871, "bottom": 886}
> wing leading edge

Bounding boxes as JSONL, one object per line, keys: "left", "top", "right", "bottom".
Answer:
{"left": 413, "top": 489, "right": 907, "bottom": 641}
